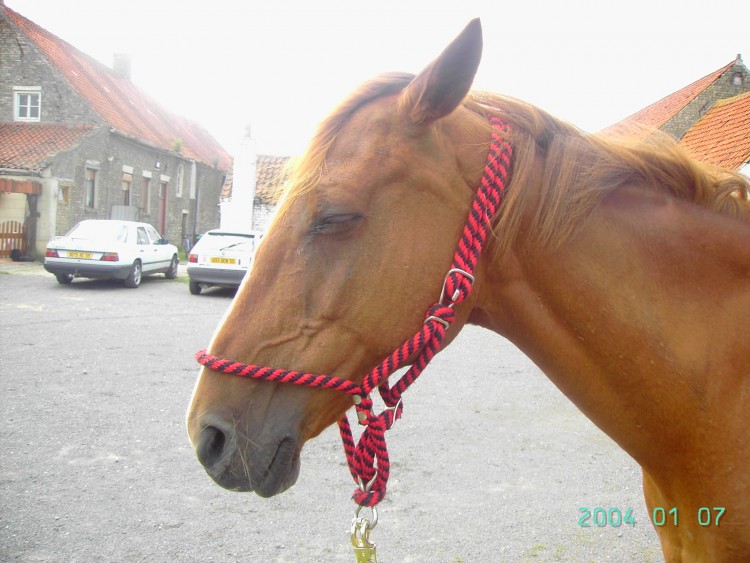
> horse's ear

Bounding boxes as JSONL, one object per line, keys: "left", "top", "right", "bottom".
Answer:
{"left": 400, "top": 18, "right": 483, "bottom": 125}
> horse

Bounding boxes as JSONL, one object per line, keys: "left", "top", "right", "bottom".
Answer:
{"left": 187, "top": 19, "right": 750, "bottom": 561}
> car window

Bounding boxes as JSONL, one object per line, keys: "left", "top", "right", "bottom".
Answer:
{"left": 145, "top": 225, "right": 162, "bottom": 243}
{"left": 68, "top": 221, "right": 128, "bottom": 242}
{"left": 201, "top": 232, "right": 258, "bottom": 251}
{"left": 137, "top": 227, "right": 150, "bottom": 245}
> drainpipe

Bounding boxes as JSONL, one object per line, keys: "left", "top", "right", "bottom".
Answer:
{"left": 190, "top": 160, "right": 199, "bottom": 245}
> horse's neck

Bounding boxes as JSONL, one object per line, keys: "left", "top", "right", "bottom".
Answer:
{"left": 472, "top": 182, "right": 750, "bottom": 474}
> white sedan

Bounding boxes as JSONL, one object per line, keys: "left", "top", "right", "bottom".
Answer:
{"left": 44, "top": 220, "right": 179, "bottom": 288}
{"left": 187, "top": 229, "right": 262, "bottom": 294}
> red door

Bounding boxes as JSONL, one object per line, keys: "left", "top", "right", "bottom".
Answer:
{"left": 159, "top": 181, "right": 167, "bottom": 234}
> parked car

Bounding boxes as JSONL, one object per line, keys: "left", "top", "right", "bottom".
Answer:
{"left": 187, "top": 229, "right": 262, "bottom": 294}
{"left": 44, "top": 220, "right": 179, "bottom": 288}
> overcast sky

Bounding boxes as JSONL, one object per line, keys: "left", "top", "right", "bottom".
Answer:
{"left": 7, "top": 0, "right": 749, "bottom": 157}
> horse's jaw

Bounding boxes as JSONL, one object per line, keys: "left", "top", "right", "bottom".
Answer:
{"left": 192, "top": 415, "right": 302, "bottom": 497}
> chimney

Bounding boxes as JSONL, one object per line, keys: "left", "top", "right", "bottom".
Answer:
{"left": 112, "top": 53, "right": 131, "bottom": 80}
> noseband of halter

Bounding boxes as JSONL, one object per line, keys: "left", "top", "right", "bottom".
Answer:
{"left": 195, "top": 116, "right": 512, "bottom": 507}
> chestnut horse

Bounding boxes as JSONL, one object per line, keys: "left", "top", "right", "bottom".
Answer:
{"left": 188, "top": 19, "right": 750, "bottom": 561}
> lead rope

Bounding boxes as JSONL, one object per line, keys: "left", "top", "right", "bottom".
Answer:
{"left": 196, "top": 116, "right": 512, "bottom": 562}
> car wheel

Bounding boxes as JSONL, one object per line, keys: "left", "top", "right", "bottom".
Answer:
{"left": 165, "top": 255, "right": 178, "bottom": 279}
{"left": 124, "top": 260, "right": 142, "bottom": 288}
{"left": 55, "top": 273, "right": 73, "bottom": 285}
{"left": 189, "top": 280, "right": 202, "bottom": 295}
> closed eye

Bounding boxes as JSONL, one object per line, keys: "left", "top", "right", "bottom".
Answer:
{"left": 309, "top": 213, "right": 363, "bottom": 236}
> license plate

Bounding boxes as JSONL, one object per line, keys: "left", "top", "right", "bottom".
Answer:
{"left": 210, "top": 257, "right": 236, "bottom": 264}
{"left": 68, "top": 251, "right": 92, "bottom": 259}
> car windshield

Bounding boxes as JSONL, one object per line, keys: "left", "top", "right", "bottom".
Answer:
{"left": 202, "top": 232, "right": 258, "bottom": 251}
{"left": 67, "top": 221, "right": 128, "bottom": 243}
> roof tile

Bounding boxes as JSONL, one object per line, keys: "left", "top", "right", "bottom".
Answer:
{"left": 0, "top": 122, "right": 96, "bottom": 171}
{"left": 679, "top": 90, "right": 750, "bottom": 169}
{"left": 4, "top": 5, "right": 230, "bottom": 171}
{"left": 602, "top": 62, "right": 734, "bottom": 138}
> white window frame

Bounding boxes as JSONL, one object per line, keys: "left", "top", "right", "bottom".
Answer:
{"left": 13, "top": 86, "right": 42, "bottom": 122}
{"left": 176, "top": 164, "right": 184, "bottom": 198}
{"left": 84, "top": 160, "right": 100, "bottom": 209}
{"left": 141, "top": 174, "right": 152, "bottom": 214}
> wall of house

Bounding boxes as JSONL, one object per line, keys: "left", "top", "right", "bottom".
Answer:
{"left": 252, "top": 200, "right": 277, "bottom": 232}
{"left": 0, "top": 192, "right": 26, "bottom": 223}
{"left": 0, "top": 15, "right": 101, "bottom": 124}
{"left": 191, "top": 163, "right": 225, "bottom": 241}
{"left": 47, "top": 130, "right": 223, "bottom": 244}
{"left": 663, "top": 62, "right": 750, "bottom": 141}
{"left": 2, "top": 8, "right": 226, "bottom": 256}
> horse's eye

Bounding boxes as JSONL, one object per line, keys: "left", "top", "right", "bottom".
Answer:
{"left": 310, "top": 213, "right": 363, "bottom": 236}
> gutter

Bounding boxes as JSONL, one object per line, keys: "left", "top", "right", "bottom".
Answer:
{"left": 0, "top": 168, "right": 41, "bottom": 176}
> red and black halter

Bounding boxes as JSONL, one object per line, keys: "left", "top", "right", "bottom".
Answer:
{"left": 196, "top": 116, "right": 513, "bottom": 507}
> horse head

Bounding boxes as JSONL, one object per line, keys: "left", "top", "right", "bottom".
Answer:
{"left": 186, "top": 19, "right": 497, "bottom": 497}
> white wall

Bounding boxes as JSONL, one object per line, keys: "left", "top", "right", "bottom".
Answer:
{"left": 221, "top": 132, "right": 257, "bottom": 231}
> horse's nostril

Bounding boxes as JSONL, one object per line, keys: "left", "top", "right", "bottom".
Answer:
{"left": 196, "top": 425, "right": 227, "bottom": 469}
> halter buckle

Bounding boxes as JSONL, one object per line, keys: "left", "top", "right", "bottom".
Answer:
{"left": 439, "top": 268, "right": 475, "bottom": 306}
{"left": 424, "top": 315, "right": 450, "bottom": 329}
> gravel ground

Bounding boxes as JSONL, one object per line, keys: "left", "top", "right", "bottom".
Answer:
{"left": 0, "top": 261, "right": 663, "bottom": 562}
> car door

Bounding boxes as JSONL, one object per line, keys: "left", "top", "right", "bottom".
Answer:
{"left": 136, "top": 226, "right": 158, "bottom": 273}
{"left": 144, "top": 224, "right": 172, "bottom": 270}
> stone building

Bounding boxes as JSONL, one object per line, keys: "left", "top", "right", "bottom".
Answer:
{"left": 603, "top": 55, "right": 750, "bottom": 175}
{"left": 0, "top": 2, "right": 230, "bottom": 258}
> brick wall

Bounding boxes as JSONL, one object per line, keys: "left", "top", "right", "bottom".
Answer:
{"left": 662, "top": 62, "right": 750, "bottom": 140}
{"left": 0, "top": 15, "right": 101, "bottom": 124}
{"left": 2, "top": 10, "right": 225, "bottom": 249}
{"left": 252, "top": 200, "right": 277, "bottom": 232}
{"left": 48, "top": 130, "right": 222, "bottom": 241}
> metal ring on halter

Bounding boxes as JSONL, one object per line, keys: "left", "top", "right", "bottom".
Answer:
{"left": 354, "top": 472, "right": 379, "bottom": 529}
{"left": 438, "top": 268, "right": 475, "bottom": 305}
{"left": 424, "top": 315, "right": 450, "bottom": 329}
{"left": 385, "top": 398, "right": 403, "bottom": 414}
{"left": 354, "top": 504, "right": 379, "bottom": 530}
{"left": 357, "top": 472, "right": 378, "bottom": 494}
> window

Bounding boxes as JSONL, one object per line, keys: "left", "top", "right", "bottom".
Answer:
{"left": 145, "top": 225, "right": 162, "bottom": 243}
{"left": 58, "top": 181, "right": 71, "bottom": 204}
{"left": 141, "top": 177, "right": 151, "bottom": 214}
{"left": 14, "top": 87, "right": 41, "bottom": 122}
{"left": 176, "top": 164, "right": 184, "bottom": 198}
{"left": 84, "top": 168, "right": 97, "bottom": 209}
{"left": 137, "top": 227, "right": 150, "bottom": 245}
{"left": 122, "top": 172, "right": 132, "bottom": 206}
{"left": 189, "top": 162, "right": 196, "bottom": 200}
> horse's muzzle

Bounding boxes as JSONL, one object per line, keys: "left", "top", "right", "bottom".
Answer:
{"left": 192, "top": 415, "right": 301, "bottom": 496}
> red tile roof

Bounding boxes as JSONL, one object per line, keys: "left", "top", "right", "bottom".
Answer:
{"left": 0, "top": 122, "right": 95, "bottom": 171}
{"left": 256, "top": 155, "right": 291, "bottom": 203}
{"left": 602, "top": 61, "right": 735, "bottom": 138}
{"left": 4, "top": 5, "right": 230, "bottom": 171}
{"left": 221, "top": 155, "right": 291, "bottom": 204}
{"left": 679, "top": 90, "right": 750, "bottom": 169}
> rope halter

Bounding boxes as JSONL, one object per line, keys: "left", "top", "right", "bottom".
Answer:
{"left": 196, "top": 116, "right": 513, "bottom": 508}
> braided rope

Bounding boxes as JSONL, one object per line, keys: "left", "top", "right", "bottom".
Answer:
{"left": 196, "top": 116, "right": 512, "bottom": 507}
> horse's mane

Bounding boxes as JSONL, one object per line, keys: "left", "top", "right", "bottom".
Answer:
{"left": 271, "top": 73, "right": 416, "bottom": 226}
{"left": 276, "top": 73, "right": 750, "bottom": 255}
{"left": 472, "top": 92, "right": 750, "bottom": 256}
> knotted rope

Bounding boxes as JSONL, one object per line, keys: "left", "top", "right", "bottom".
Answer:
{"left": 196, "top": 116, "right": 512, "bottom": 507}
